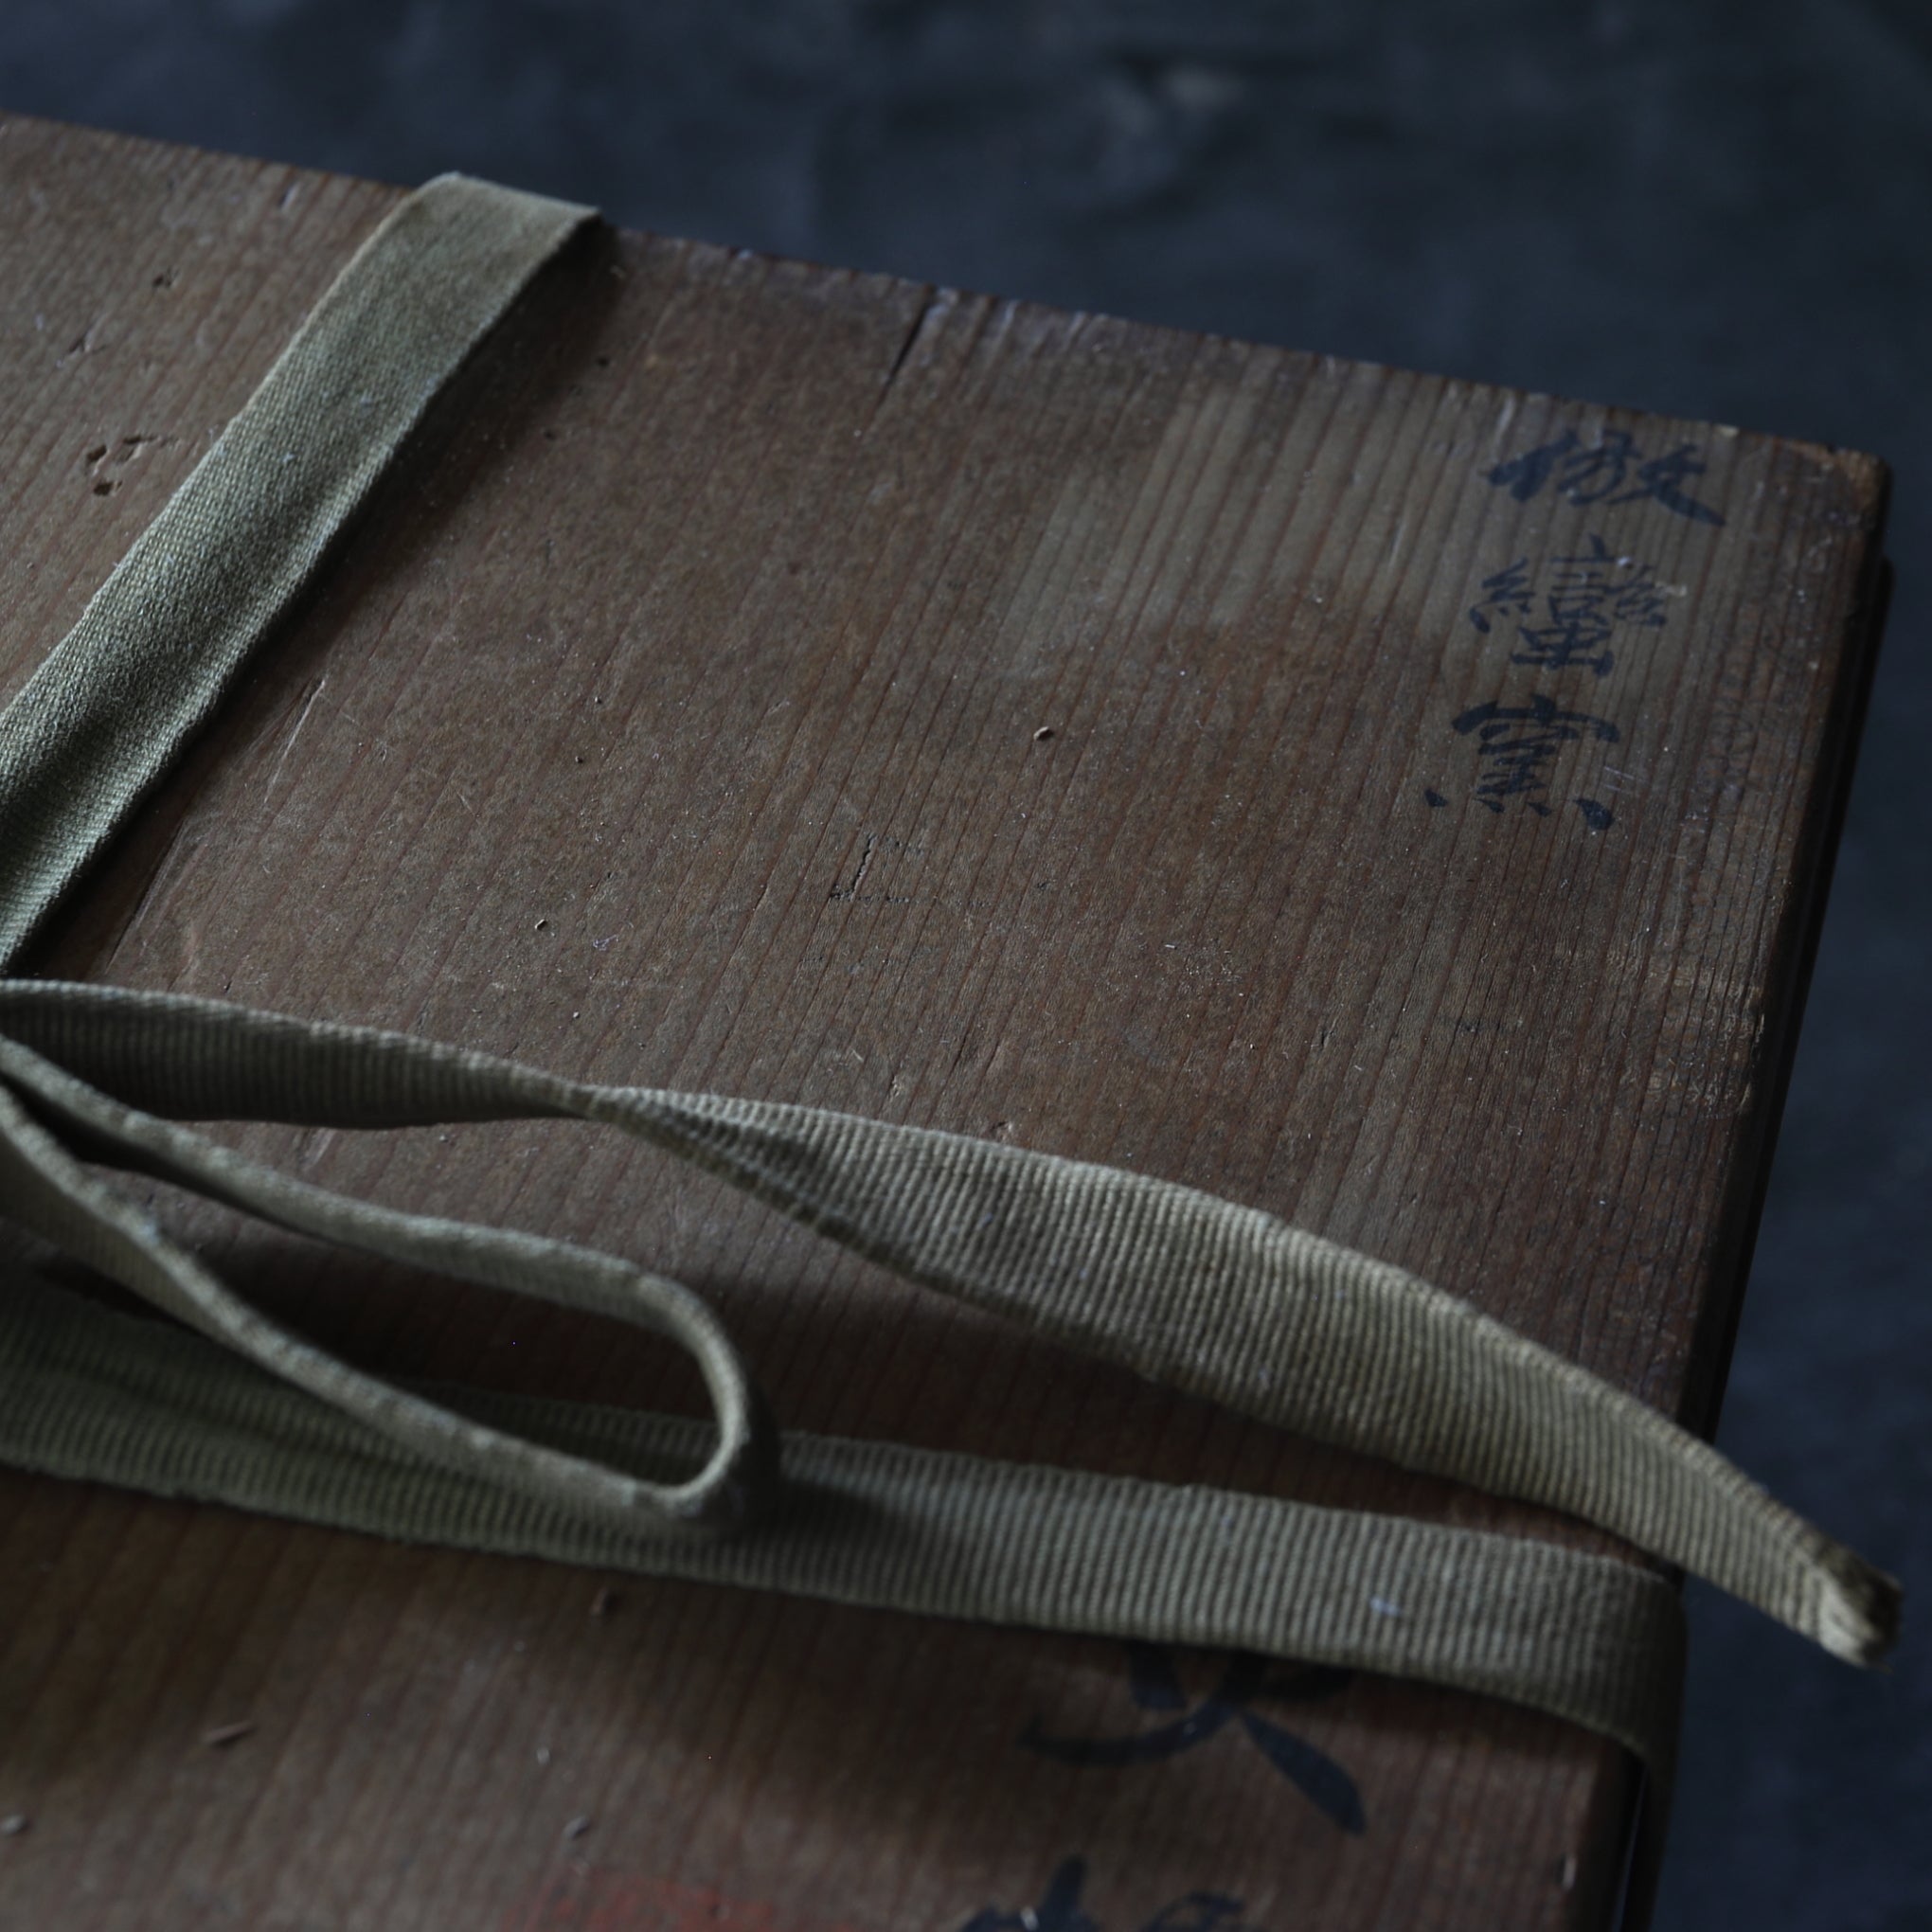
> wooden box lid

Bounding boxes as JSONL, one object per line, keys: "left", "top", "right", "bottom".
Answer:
{"left": 0, "top": 113, "right": 1887, "bottom": 1930}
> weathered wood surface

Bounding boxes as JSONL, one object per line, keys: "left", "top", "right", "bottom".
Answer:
{"left": 0, "top": 112, "right": 1887, "bottom": 1931}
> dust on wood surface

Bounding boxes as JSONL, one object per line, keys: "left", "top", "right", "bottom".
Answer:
{"left": 0, "top": 112, "right": 1887, "bottom": 1932}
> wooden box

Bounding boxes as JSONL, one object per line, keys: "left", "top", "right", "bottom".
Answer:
{"left": 0, "top": 114, "right": 1888, "bottom": 1929}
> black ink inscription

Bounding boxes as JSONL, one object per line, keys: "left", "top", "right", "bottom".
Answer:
{"left": 958, "top": 1857, "right": 1264, "bottom": 1932}
{"left": 1451, "top": 696, "right": 1619, "bottom": 820}
{"left": 1021, "top": 1644, "right": 1364, "bottom": 1834}
{"left": 1467, "top": 535, "right": 1669, "bottom": 680}
{"left": 1142, "top": 1899, "right": 1262, "bottom": 1932}
{"left": 961, "top": 1856, "right": 1100, "bottom": 1932}
{"left": 1464, "top": 557, "right": 1534, "bottom": 633}
{"left": 1486, "top": 429, "right": 1725, "bottom": 527}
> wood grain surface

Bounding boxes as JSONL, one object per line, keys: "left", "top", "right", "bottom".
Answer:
{"left": 0, "top": 113, "right": 1887, "bottom": 1931}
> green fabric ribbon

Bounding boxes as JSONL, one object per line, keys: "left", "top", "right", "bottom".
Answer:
{"left": 0, "top": 174, "right": 1900, "bottom": 1852}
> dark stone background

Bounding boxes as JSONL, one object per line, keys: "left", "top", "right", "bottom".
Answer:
{"left": 3, "top": 4, "right": 1925, "bottom": 1924}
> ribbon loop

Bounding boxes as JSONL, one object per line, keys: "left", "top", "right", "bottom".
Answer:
{"left": 0, "top": 1031, "right": 773, "bottom": 1538}
{"left": 0, "top": 975, "right": 1901, "bottom": 1668}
